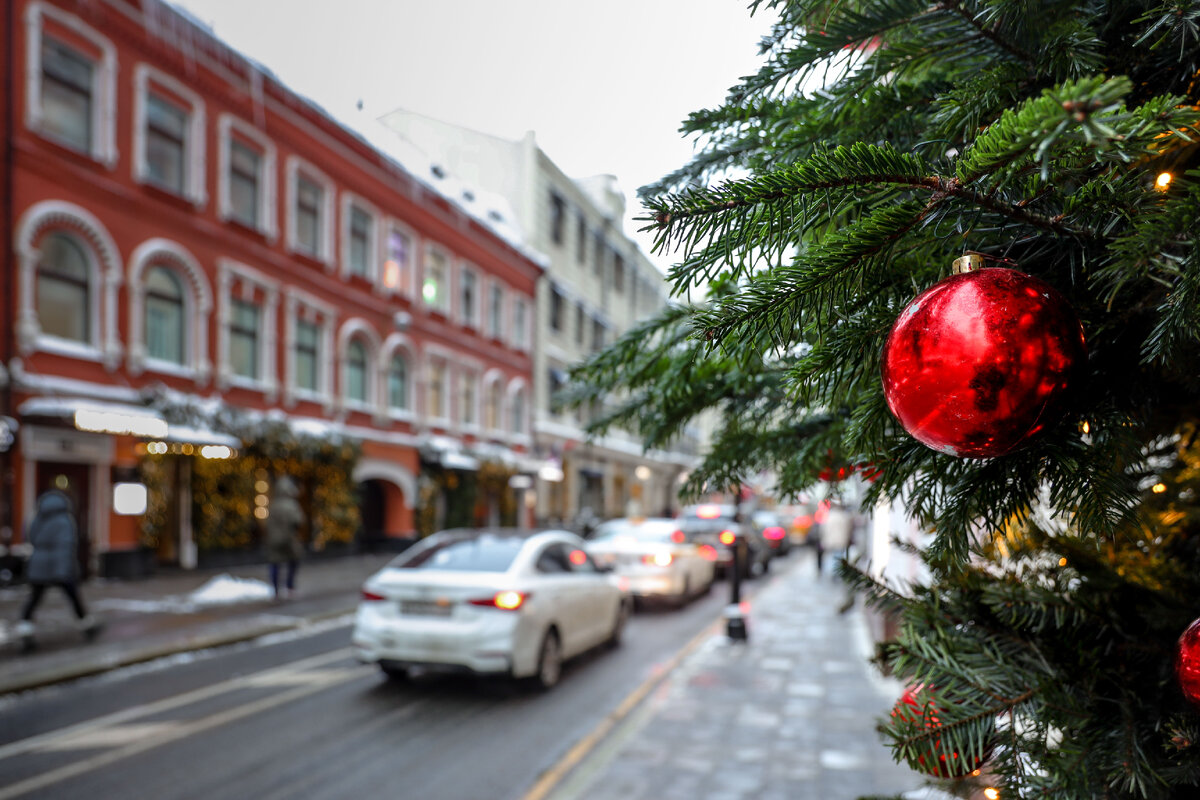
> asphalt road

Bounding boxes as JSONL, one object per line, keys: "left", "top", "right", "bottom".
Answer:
{"left": 0, "top": 572, "right": 761, "bottom": 800}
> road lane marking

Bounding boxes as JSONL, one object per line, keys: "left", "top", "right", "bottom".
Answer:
{"left": 0, "top": 647, "right": 354, "bottom": 763}
{"left": 0, "top": 666, "right": 372, "bottom": 800}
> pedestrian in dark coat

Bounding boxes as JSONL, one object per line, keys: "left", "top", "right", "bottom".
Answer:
{"left": 265, "top": 476, "right": 305, "bottom": 599}
{"left": 16, "top": 490, "right": 99, "bottom": 649}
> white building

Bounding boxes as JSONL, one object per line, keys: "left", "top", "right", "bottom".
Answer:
{"left": 377, "top": 111, "right": 702, "bottom": 525}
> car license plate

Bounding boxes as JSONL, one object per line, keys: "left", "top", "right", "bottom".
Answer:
{"left": 400, "top": 599, "right": 452, "bottom": 616}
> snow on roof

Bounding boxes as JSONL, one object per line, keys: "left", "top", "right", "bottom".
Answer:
{"left": 159, "top": 0, "right": 546, "bottom": 270}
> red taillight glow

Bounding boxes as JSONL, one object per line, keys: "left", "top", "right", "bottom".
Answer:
{"left": 643, "top": 552, "right": 673, "bottom": 567}
{"left": 698, "top": 544, "right": 718, "bottom": 561}
{"left": 719, "top": 530, "right": 737, "bottom": 546}
{"left": 763, "top": 526, "right": 786, "bottom": 540}
{"left": 569, "top": 549, "right": 588, "bottom": 566}
{"left": 814, "top": 500, "right": 831, "bottom": 524}
{"left": 670, "top": 530, "right": 686, "bottom": 543}
{"left": 361, "top": 589, "right": 386, "bottom": 601}
{"left": 470, "top": 591, "right": 529, "bottom": 611}
{"left": 795, "top": 514, "right": 812, "bottom": 528}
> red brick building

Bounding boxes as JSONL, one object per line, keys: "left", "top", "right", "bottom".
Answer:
{"left": 0, "top": 0, "right": 544, "bottom": 576}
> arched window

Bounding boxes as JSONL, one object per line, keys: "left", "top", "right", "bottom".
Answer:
{"left": 345, "top": 339, "right": 368, "bottom": 404}
{"left": 510, "top": 389, "right": 526, "bottom": 435}
{"left": 486, "top": 381, "right": 503, "bottom": 431}
{"left": 387, "top": 353, "right": 409, "bottom": 411}
{"left": 37, "top": 232, "right": 90, "bottom": 343}
{"left": 144, "top": 266, "right": 184, "bottom": 364}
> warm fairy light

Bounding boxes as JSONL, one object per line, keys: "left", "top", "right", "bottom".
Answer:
{"left": 1155, "top": 172, "right": 1172, "bottom": 190}
{"left": 1152, "top": 483, "right": 1167, "bottom": 494}
{"left": 1058, "top": 557, "right": 1068, "bottom": 567}
{"left": 983, "top": 789, "right": 1001, "bottom": 800}
{"left": 1080, "top": 421, "right": 1091, "bottom": 434}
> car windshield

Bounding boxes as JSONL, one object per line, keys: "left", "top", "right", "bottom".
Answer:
{"left": 591, "top": 519, "right": 678, "bottom": 542}
{"left": 389, "top": 533, "right": 526, "bottom": 572}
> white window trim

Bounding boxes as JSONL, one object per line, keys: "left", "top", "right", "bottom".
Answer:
{"left": 132, "top": 64, "right": 207, "bottom": 207}
{"left": 507, "top": 377, "right": 532, "bottom": 446}
{"left": 127, "top": 238, "right": 212, "bottom": 384}
{"left": 15, "top": 199, "right": 123, "bottom": 369}
{"left": 336, "top": 318, "right": 382, "bottom": 416}
{"left": 456, "top": 262, "right": 482, "bottom": 330}
{"left": 217, "top": 114, "right": 277, "bottom": 239}
{"left": 380, "top": 332, "right": 416, "bottom": 422}
{"left": 455, "top": 355, "right": 484, "bottom": 435}
{"left": 486, "top": 278, "right": 507, "bottom": 341}
{"left": 340, "top": 192, "right": 380, "bottom": 283}
{"left": 382, "top": 218, "right": 419, "bottom": 299}
{"left": 283, "top": 287, "right": 336, "bottom": 411}
{"left": 422, "top": 241, "right": 452, "bottom": 315}
{"left": 286, "top": 155, "right": 336, "bottom": 268}
{"left": 423, "top": 345, "right": 456, "bottom": 427}
{"left": 217, "top": 258, "right": 279, "bottom": 398}
{"left": 25, "top": 2, "right": 118, "bottom": 166}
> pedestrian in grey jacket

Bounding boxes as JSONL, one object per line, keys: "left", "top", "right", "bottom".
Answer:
{"left": 265, "top": 476, "right": 305, "bottom": 600}
{"left": 16, "top": 490, "right": 100, "bottom": 650}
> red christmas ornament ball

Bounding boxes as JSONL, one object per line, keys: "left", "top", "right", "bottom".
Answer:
{"left": 881, "top": 267, "right": 1086, "bottom": 458}
{"left": 892, "top": 684, "right": 993, "bottom": 779}
{"left": 1176, "top": 617, "right": 1200, "bottom": 707}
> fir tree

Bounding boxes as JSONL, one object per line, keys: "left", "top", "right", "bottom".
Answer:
{"left": 566, "top": 1, "right": 1200, "bottom": 796}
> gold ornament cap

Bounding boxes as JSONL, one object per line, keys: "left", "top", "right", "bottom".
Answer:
{"left": 952, "top": 253, "right": 986, "bottom": 274}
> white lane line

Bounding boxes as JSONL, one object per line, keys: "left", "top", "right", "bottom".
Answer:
{"left": 0, "top": 666, "right": 372, "bottom": 800}
{"left": 0, "top": 647, "right": 354, "bottom": 762}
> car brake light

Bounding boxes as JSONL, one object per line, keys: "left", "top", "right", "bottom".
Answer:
{"left": 569, "top": 549, "right": 589, "bottom": 566}
{"left": 362, "top": 589, "right": 386, "bottom": 601}
{"left": 470, "top": 591, "right": 529, "bottom": 611}
{"left": 698, "top": 544, "right": 718, "bottom": 561}
{"left": 643, "top": 552, "right": 673, "bottom": 567}
{"left": 763, "top": 526, "right": 786, "bottom": 540}
{"left": 670, "top": 530, "right": 686, "bottom": 543}
{"left": 719, "top": 530, "right": 737, "bottom": 545}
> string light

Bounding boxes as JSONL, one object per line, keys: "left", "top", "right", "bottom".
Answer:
{"left": 983, "top": 788, "right": 1001, "bottom": 800}
{"left": 1155, "top": 172, "right": 1172, "bottom": 191}
{"left": 1152, "top": 483, "right": 1167, "bottom": 494}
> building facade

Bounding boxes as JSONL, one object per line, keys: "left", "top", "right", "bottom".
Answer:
{"left": 377, "top": 112, "right": 702, "bottom": 527}
{"left": 1, "top": 0, "right": 543, "bottom": 577}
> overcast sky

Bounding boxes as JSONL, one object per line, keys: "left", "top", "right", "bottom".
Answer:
{"left": 171, "top": 0, "right": 776, "bottom": 272}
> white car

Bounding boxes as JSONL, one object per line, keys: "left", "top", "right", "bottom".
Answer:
{"left": 352, "top": 528, "right": 628, "bottom": 689}
{"left": 585, "top": 518, "right": 717, "bottom": 607}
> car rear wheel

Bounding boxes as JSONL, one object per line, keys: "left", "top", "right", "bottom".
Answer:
{"left": 607, "top": 600, "right": 629, "bottom": 648}
{"left": 533, "top": 630, "right": 562, "bottom": 690}
{"left": 380, "top": 663, "right": 409, "bottom": 681}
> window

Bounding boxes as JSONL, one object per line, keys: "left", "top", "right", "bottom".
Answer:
{"left": 576, "top": 212, "right": 587, "bottom": 264}
{"left": 513, "top": 299, "right": 529, "bottom": 349}
{"left": 384, "top": 226, "right": 414, "bottom": 296}
{"left": 144, "top": 266, "right": 184, "bottom": 364}
{"left": 575, "top": 302, "right": 585, "bottom": 345}
{"left": 40, "top": 38, "right": 92, "bottom": 153}
{"left": 549, "top": 286, "right": 565, "bottom": 333}
{"left": 345, "top": 339, "right": 368, "bottom": 404}
{"left": 613, "top": 252, "right": 626, "bottom": 293}
{"left": 510, "top": 388, "right": 526, "bottom": 435}
{"left": 592, "top": 318, "right": 606, "bottom": 352}
{"left": 548, "top": 366, "right": 566, "bottom": 413}
{"left": 295, "top": 176, "right": 322, "bottom": 255}
{"left": 424, "top": 246, "right": 449, "bottom": 312}
{"left": 347, "top": 205, "right": 371, "bottom": 278}
{"left": 460, "top": 268, "right": 478, "bottom": 328}
{"left": 427, "top": 358, "right": 448, "bottom": 420}
{"left": 594, "top": 232, "right": 606, "bottom": 275}
{"left": 294, "top": 319, "right": 320, "bottom": 392}
{"left": 388, "top": 353, "right": 409, "bottom": 411}
{"left": 549, "top": 191, "right": 566, "bottom": 245}
{"left": 144, "top": 94, "right": 186, "bottom": 194}
{"left": 36, "top": 233, "right": 90, "bottom": 343}
{"left": 229, "top": 299, "right": 260, "bottom": 380}
{"left": 486, "top": 380, "right": 502, "bottom": 431}
{"left": 461, "top": 370, "right": 478, "bottom": 427}
{"left": 229, "top": 141, "right": 261, "bottom": 226}
{"left": 488, "top": 283, "right": 504, "bottom": 339}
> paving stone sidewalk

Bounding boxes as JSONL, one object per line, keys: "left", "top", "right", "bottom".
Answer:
{"left": 550, "top": 550, "right": 934, "bottom": 800}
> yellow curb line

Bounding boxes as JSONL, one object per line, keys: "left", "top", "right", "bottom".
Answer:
{"left": 520, "top": 613, "right": 723, "bottom": 800}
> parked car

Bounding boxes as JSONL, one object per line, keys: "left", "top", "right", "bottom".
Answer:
{"left": 751, "top": 509, "right": 792, "bottom": 558}
{"left": 352, "top": 528, "right": 629, "bottom": 689}
{"left": 585, "top": 517, "right": 717, "bottom": 607}
{"left": 678, "top": 503, "right": 770, "bottom": 579}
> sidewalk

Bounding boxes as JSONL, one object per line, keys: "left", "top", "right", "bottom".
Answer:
{"left": 547, "top": 549, "right": 931, "bottom": 800}
{"left": 0, "top": 552, "right": 395, "bottom": 694}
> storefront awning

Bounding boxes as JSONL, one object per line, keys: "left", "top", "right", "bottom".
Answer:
{"left": 19, "top": 397, "right": 168, "bottom": 438}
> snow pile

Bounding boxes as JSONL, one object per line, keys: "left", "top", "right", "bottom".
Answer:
{"left": 187, "top": 574, "right": 274, "bottom": 606}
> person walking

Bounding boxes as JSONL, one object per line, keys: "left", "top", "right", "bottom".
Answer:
{"left": 15, "top": 490, "right": 100, "bottom": 651}
{"left": 818, "top": 500, "right": 853, "bottom": 576}
{"left": 265, "top": 476, "right": 305, "bottom": 600}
